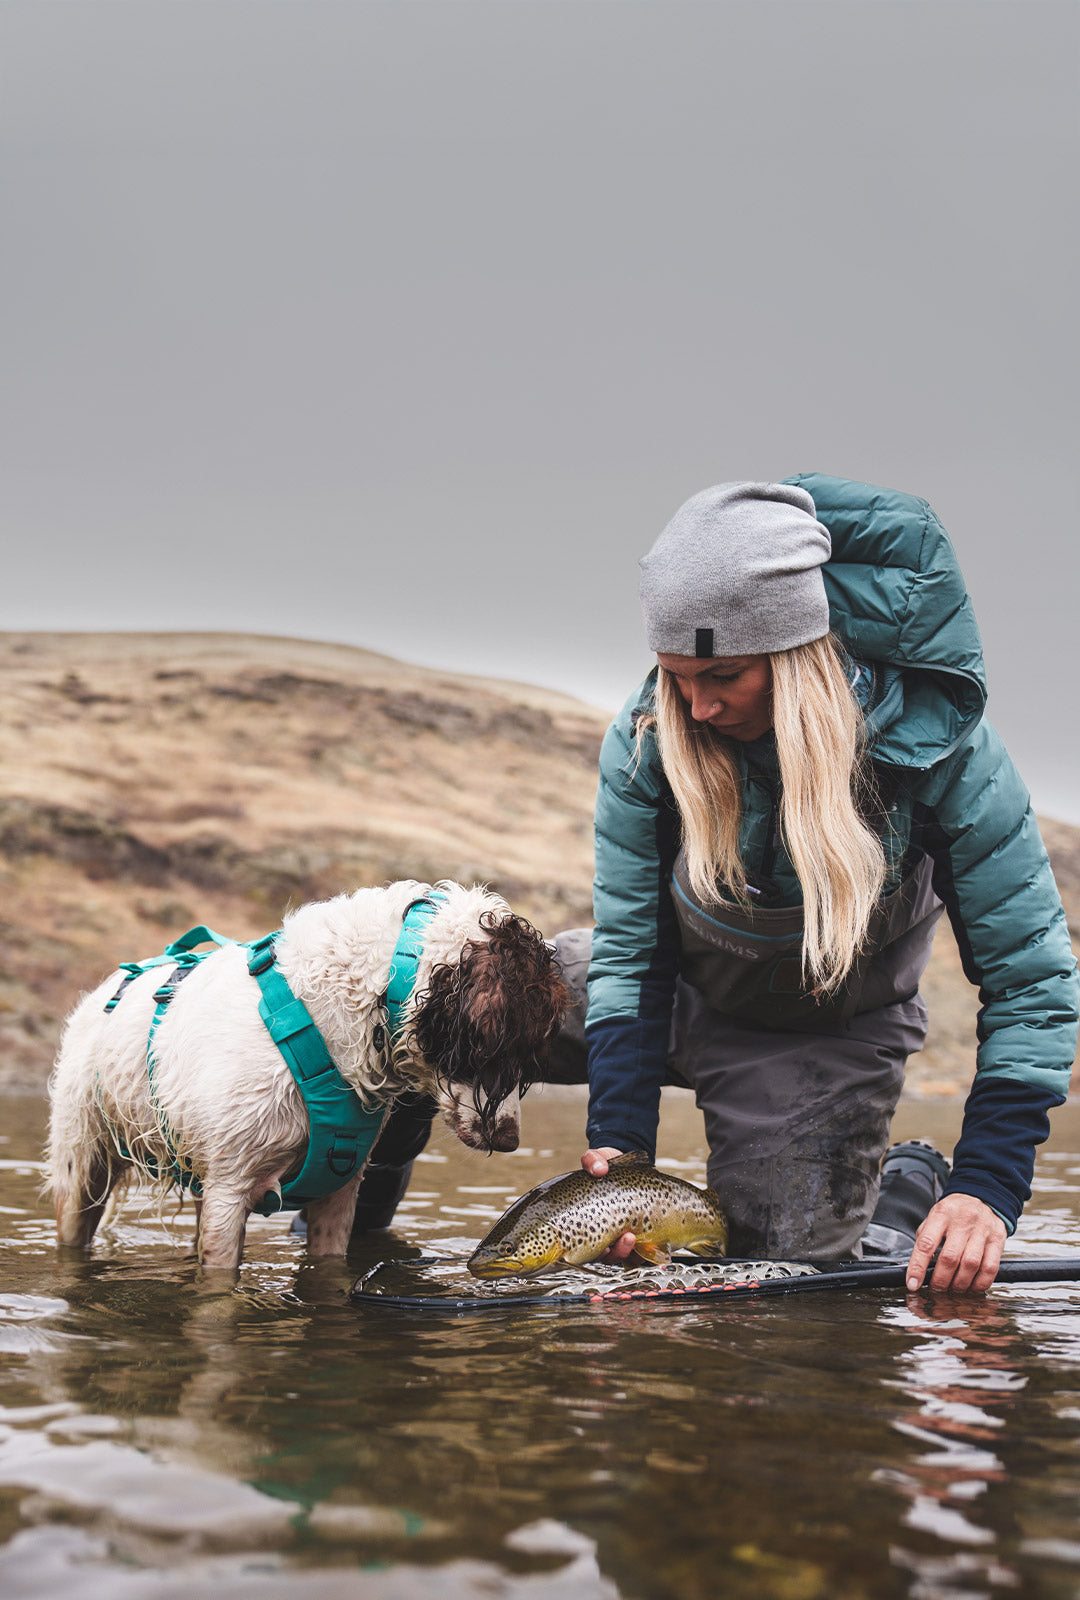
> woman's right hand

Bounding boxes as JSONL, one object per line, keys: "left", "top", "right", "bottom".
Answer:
{"left": 580, "top": 1147, "right": 637, "bottom": 1261}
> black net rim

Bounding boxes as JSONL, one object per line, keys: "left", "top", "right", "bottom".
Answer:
{"left": 349, "top": 1256, "right": 1080, "bottom": 1313}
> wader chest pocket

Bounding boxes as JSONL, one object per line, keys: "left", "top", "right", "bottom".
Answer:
{"left": 670, "top": 849, "right": 942, "bottom": 1029}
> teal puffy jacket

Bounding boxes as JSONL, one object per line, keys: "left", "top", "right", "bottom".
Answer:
{"left": 585, "top": 474, "right": 1079, "bottom": 1229}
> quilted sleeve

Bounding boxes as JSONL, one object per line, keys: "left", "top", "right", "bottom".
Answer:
{"left": 913, "top": 718, "right": 1079, "bottom": 1227}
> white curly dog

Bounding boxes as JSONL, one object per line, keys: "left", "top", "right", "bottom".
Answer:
{"left": 47, "top": 880, "right": 566, "bottom": 1268}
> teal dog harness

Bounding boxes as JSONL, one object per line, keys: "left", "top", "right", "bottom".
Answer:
{"left": 103, "top": 895, "right": 445, "bottom": 1215}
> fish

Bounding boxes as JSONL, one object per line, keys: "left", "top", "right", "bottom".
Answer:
{"left": 467, "top": 1151, "right": 729, "bottom": 1278}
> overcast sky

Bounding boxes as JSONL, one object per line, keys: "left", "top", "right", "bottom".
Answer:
{"left": 3, "top": 1, "right": 1077, "bottom": 820}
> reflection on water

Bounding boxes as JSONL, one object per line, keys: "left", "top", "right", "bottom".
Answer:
{"left": 4, "top": 1086, "right": 1080, "bottom": 1598}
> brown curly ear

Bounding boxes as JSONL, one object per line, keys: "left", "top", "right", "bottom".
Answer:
{"left": 408, "top": 913, "right": 569, "bottom": 1148}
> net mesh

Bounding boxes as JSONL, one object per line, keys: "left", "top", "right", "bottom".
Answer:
{"left": 544, "top": 1258, "right": 820, "bottom": 1297}
{"left": 356, "top": 1255, "right": 821, "bottom": 1304}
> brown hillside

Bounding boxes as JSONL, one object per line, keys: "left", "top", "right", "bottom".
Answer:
{"left": 1, "top": 631, "right": 1077, "bottom": 1097}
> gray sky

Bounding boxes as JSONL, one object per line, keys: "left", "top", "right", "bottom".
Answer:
{"left": 3, "top": 1, "right": 1078, "bottom": 820}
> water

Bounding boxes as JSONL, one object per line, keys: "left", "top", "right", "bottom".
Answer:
{"left": 4, "top": 1084, "right": 1080, "bottom": 1599}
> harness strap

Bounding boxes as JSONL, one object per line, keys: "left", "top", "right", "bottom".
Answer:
{"left": 145, "top": 963, "right": 203, "bottom": 1194}
{"left": 104, "top": 955, "right": 174, "bottom": 1012}
{"left": 104, "top": 928, "right": 238, "bottom": 1186}
{"left": 245, "top": 934, "right": 386, "bottom": 1214}
{"left": 163, "top": 925, "right": 234, "bottom": 960}
{"left": 102, "top": 898, "right": 447, "bottom": 1216}
{"left": 146, "top": 930, "right": 236, "bottom": 1190}
{"left": 383, "top": 893, "right": 447, "bottom": 1039}
{"left": 104, "top": 927, "right": 234, "bottom": 1012}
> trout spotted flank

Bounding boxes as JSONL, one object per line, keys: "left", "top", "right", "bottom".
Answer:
{"left": 467, "top": 1152, "right": 729, "bottom": 1278}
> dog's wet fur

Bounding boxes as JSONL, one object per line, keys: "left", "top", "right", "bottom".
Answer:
{"left": 47, "top": 882, "right": 568, "bottom": 1270}
{"left": 409, "top": 911, "right": 567, "bottom": 1151}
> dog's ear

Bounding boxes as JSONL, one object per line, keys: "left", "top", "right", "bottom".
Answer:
{"left": 455, "top": 911, "right": 570, "bottom": 1059}
{"left": 408, "top": 913, "right": 570, "bottom": 1147}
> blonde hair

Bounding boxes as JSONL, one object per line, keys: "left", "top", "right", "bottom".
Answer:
{"left": 647, "top": 634, "right": 886, "bottom": 993}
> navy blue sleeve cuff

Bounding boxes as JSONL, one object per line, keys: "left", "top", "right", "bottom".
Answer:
{"left": 585, "top": 1012, "right": 671, "bottom": 1161}
{"left": 945, "top": 1075, "right": 1064, "bottom": 1231}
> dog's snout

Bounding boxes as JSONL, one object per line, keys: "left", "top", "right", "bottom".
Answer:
{"left": 489, "top": 1115, "right": 519, "bottom": 1153}
{"left": 451, "top": 1111, "right": 520, "bottom": 1153}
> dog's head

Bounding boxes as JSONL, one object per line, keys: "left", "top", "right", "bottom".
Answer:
{"left": 405, "top": 909, "right": 569, "bottom": 1153}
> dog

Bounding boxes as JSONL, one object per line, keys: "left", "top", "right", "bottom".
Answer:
{"left": 47, "top": 880, "right": 567, "bottom": 1268}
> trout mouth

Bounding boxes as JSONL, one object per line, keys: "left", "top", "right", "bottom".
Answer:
{"left": 467, "top": 1244, "right": 562, "bottom": 1280}
{"left": 468, "top": 1257, "right": 526, "bottom": 1280}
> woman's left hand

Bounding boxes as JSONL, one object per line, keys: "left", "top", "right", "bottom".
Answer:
{"left": 905, "top": 1193, "right": 1007, "bottom": 1293}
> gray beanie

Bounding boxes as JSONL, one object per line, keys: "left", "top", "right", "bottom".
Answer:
{"left": 639, "top": 481, "right": 832, "bottom": 657}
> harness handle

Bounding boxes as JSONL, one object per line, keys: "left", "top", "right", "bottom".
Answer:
{"left": 104, "top": 928, "right": 232, "bottom": 1013}
{"left": 163, "top": 926, "right": 236, "bottom": 962}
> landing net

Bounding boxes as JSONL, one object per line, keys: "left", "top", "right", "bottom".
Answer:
{"left": 350, "top": 1254, "right": 1080, "bottom": 1312}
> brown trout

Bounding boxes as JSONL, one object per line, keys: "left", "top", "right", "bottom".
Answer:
{"left": 467, "top": 1152, "right": 728, "bottom": 1278}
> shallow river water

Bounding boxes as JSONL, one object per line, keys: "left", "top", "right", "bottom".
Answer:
{"left": 4, "top": 1085, "right": 1080, "bottom": 1600}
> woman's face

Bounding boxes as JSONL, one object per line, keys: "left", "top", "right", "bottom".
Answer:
{"left": 657, "top": 653, "right": 773, "bottom": 741}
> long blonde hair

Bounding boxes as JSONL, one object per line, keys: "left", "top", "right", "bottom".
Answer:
{"left": 648, "top": 634, "right": 886, "bottom": 993}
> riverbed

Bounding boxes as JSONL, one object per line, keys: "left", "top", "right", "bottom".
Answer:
{"left": 4, "top": 1085, "right": 1080, "bottom": 1600}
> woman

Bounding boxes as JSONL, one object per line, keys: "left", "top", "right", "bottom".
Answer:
{"left": 569, "top": 475, "right": 1078, "bottom": 1293}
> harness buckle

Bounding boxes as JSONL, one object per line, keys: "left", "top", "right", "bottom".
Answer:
{"left": 104, "top": 974, "right": 137, "bottom": 1013}
{"left": 152, "top": 965, "right": 193, "bottom": 1004}
{"left": 248, "top": 937, "right": 277, "bottom": 977}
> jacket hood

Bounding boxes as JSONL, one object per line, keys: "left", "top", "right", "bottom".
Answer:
{"left": 785, "top": 473, "right": 987, "bottom": 769}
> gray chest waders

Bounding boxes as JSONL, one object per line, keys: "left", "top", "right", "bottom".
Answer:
{"left": 670, "top": 847, "right": 944, "bottom": 1031}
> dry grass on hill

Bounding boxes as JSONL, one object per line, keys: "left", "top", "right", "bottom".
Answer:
{"left": 0, "top": 632, "right": 605, "bottom": 1090}
{"left": 1, "top": 631, "right": 1076, "bottom": 1098}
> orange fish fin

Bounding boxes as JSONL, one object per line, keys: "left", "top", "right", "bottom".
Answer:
{"left": 531, "top": 1242, "right": 568, "bottom": 1270}
{"left": 629, "top": 1240, "right": 672, "bottom": 1266}
{"left": 685, "top": 1239, "right": 728, "bottom": 1259}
